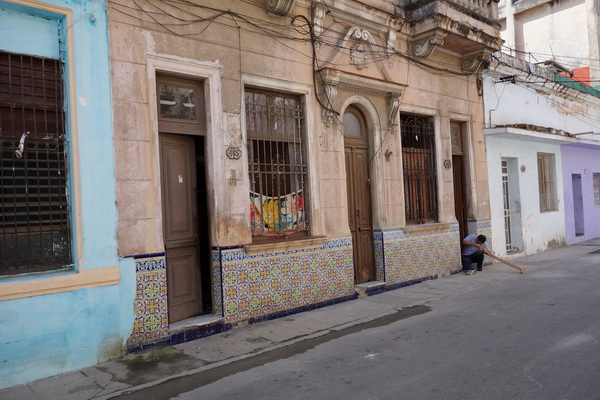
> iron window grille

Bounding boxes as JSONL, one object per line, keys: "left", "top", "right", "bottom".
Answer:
{"left": 246, "top": 88, "right": 308, "bottom": 238}
{"left": 401, "top": 114, "right": 438, "bottom": 225}
{"left": 0, "top": 51, "right": 72, "bottom": 275}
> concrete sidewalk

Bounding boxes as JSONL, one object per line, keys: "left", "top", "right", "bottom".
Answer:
{"left": 2, "top": 239, "right": 598, "bottom": 400}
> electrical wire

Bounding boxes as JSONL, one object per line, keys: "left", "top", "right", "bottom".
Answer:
{"left": 109, "top": 0, "right": 480, "bottom": 77}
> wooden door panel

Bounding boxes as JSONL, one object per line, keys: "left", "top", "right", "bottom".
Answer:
{"left": 345, "top": 144, "right": 374, "bottom": 284}
{"left": 161, "top": 137, "right": 197, "bottom": 245}
{"left": 345, "top": 147, "right": 356, "bottom": 230}
{"left": 160, "top": 134, "right": 202, "bottom": 323}
{"left": 166, "top": 246, "right": 202, "bottom": 322}
{"left": 353, "top": 148, "right": 371, "bottom": 229}
{"left": 452, "top": 155, "right": 467, "bottom": 242}
{"left": 356, "top": 229, "right": 374, "bottom": 282}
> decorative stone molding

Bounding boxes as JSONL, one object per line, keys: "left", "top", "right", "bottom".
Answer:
{"left": 267, "top": 0, "right": 297, "bottom": 16}
{"left": 350, "top": 43, "right": 367, "bottom": 69}
{"left": 312, "top": 4, "right": 326, "bottom": 42}
{"left": 344, "top": 27, "right": 376, "bottom": 70}
{"left": 386, "top": 29, "right": 397, "bottom": 66}
{"left": 410, "top": 31, "right": 447, "bottom": 58}
{"left": 461, "top": 50, "right": 491, "bottom": 73}
{"left": 318, "top": 68, "right": 406, "bottom": 126}
{"left": 226, "top": 146, "right": 242, "bottom": 160}
{"left": 387, "top": 93, "right": 401, "bottom": 131}
{"left": 318, "top": 68, "right": 342, "bottom": 126}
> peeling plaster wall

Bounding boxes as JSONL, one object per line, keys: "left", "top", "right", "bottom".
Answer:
{"left": 499, "top": 0, "right": 600, "bottom": 86}
{"left": 483, "top": 74, "right": 600, "bottom": 133}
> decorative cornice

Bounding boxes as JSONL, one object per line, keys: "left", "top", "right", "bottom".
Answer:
{"left": 267, "top": 0, "right": 297, "bottom": 16}
{"left": 461, "top": 50, "right": 491, "bottom": 73}
{"left": 387, "top": 93, "right": 401, "bottom": 131}
{"left": 318, "top": 68, "right": 406, "bottom": 126}
{"left": 410, "top": 30, "right": 447, "bottom": 58}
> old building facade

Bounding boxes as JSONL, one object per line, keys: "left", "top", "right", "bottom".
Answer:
{"left": 0, "top": 0, "right": 502, "bottom": 387}
{"left": 109, "top": 0, "right": 501, "bottom": 350}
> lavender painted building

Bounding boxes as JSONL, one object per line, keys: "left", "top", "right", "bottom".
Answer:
{"left": 561, "top": 142, "right": 600, "bottom": 245}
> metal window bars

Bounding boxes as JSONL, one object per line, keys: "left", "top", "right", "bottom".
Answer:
{"left": 401, "top": 114, "right": 438, "bottom": 225}
{"left": 0, "top": 51, "right": 72, "bottom": 274}
{"left": 246, "top": 89, "right": 308, "bottom": 237}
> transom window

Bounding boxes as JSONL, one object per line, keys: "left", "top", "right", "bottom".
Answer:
{"left": 0, "top": 51, "right": 71, "bottom": 274}
{"left": 246, "top": 88, "right": 308, "bottom": 238}
{"left": 157, "top": 75, "right": 205, "bottom": 135}
{"left": 401, "top": 114, "right": 438, "bottom": 225}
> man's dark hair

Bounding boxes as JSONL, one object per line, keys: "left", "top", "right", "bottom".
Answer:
{"left": 477, "top": 235, "right": 487, "bottom": 243}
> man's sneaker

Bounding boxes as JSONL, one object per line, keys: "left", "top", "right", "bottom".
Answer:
{"left": 465, "top": 270, "right": 475, "bottom": 275}
{"left": 477, "top": 268, "right": 483, "bottom": 271}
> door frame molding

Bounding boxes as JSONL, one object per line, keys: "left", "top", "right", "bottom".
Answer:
{"left": 146, "top": 55, "right": 223, "bottom": 248}
{"left": 340, "top": 96, "right": 383, "bottom": 231}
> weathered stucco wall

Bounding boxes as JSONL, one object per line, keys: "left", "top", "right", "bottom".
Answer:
{"left": 109, "top": 0, "right": 491, "bottom": 257}
{"left": 108, "top": 0, "right": 494, "bottom": 346}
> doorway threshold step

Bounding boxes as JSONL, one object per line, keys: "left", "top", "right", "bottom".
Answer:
{"left": 169, "top": 314, "right": 223, "bottom": 332}
{"left": 355, "top": 281, "right": 386, "bottom": 298}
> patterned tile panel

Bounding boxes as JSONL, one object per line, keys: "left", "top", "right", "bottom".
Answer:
{"left": 126, "top": 255, "right": 169, "bottom": 346}
{"left": 213, "top": 238, "right": 355, "bottom": 324}
{"left": 380, "top": 225, "right": 462, "bottom": 285}
{"left": 373, "top": 231, "right": 385, "bottom": 281}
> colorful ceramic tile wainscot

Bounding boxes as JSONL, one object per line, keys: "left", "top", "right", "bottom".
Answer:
{"left": 214, "top": 238, "right": 355, "bottom": 324}
{"left": 127, "top": 255, "right": 169, "bottom": 346}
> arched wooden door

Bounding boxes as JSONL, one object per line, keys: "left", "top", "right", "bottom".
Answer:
{"left": 343, "top": 107, "right": 375, "bottom": 284}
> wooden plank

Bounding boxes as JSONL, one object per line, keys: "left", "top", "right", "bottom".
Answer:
{"left": 487, "top": 253, "right": 526, "bottom": 274}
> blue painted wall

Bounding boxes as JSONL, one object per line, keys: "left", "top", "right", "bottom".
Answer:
{"left": 0, "top": 0, "right": 135, "bottom": 389}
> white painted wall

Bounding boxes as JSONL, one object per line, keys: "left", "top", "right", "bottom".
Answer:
{"left": 498, "top": 0, "right": 599, "bottom": 84}
{"left": 486, "top": 134, "right": 566, "bottom": 257}
{"left": 483, "top": 74, "right": 600, "bottom": 134}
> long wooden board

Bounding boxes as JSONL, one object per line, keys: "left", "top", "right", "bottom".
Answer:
{"left": 487, "top": 253, "right": 525, "bottom": 274}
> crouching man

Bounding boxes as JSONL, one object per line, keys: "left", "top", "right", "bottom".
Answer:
{"left": 462, "top": 234, "right": 491, "bottom": 275}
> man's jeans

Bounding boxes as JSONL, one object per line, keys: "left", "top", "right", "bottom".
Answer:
{"left": 462, "top": 250, "right": 484, "bottom": 271}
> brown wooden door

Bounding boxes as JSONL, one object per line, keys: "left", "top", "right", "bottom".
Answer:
{"left": 451, "top": 122, "right": 468, "bottom": 243}
{"left": 452, "top": 155, "right": 468, "bottom": 242}
{"left": 345, "top": 146, "right": 375, "bottom": 283}
{"left": 160, "top": 133, "right": 203, "bottom": 323}
{"left": 343, "top": 106, "right": 375, "bottom": 284}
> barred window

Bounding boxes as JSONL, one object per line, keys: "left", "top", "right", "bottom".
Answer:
{"left": 401, "top": 114, "right": 438, "bottom": 225}
{"left": 537, "top": 153, "right": 557, "bottom": 212}
{"left": 0, "top": 51, "right": 72, "bottom": 275}
{"left": 246, "top": 88, "right": 308, "bottom": 238}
